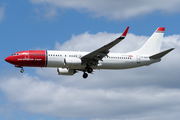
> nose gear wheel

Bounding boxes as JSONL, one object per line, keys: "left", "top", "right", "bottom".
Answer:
{"left": 20, "top": 68, "right": 24, "bottom": 73}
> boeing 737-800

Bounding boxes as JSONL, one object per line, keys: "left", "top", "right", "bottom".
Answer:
{"left": 5, "top": 27, "right": 174, "bottom": 78}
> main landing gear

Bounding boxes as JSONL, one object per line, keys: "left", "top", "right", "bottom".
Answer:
{"left": 20, "top": 68, "right": 24, "bottom": 73}
{"left": 83, "top": 72, "right": 88, "bottom": 79}
{"left": 87, "top": 67, "right": 93, "bottom": 73}
{"left": 82, "top": 67, "right": 93, "bottom": 79}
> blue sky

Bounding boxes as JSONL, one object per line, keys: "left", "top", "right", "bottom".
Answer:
{"left": 1, "top": 0, "right": 180, "bottom": 120}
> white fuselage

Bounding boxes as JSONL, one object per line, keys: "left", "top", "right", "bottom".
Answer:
{"left": 46, "top": 50, "right": 159, "bottom": 70}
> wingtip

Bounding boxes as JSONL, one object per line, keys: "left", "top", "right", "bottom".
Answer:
{"left": 170, "top": 48, "right": 175, "bottom": 50}
{"left": 122, "top": 26, "right": 129, "bottom": 37}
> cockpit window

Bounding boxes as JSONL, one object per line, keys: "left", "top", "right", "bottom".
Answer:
{"left": 12, "top": 53, "right": 19, "bottom": 56}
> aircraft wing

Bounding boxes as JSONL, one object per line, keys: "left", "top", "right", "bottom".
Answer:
{"left": 81, "top": 26, "right": 129, "bottom": 62}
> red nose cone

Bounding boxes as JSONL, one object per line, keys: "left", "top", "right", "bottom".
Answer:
{"left": 5, "top": 56, "right": 11, "bottom": 63}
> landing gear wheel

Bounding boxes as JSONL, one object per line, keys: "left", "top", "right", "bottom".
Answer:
{"left": 83, "top": 73, "right": 88, "bottom": 79}
{"left": 20, "top": 68, "right": 24, "bottom": 73}
{"left": 87, "top": 67, "right": 93, "bottom": 73}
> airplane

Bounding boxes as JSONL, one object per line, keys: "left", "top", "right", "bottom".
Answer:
{"left": 5, "top": 27, "right": 174, "bottom": 78}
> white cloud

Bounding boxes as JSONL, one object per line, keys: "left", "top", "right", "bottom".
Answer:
{"left": 0, "top": 6, "right": 5, "bottom": 22}
{"left": 1, "top": 75, "right": 180, "bottom": 119}
{"left": 55, "top": 32, "right": 148, "bottom": 53}
{"left": 1, "top": 30, "right": 180, "bottom": 119}
{"left": 30, "top": 0, "right": 180, "bottom": 20}
{"left": 33, "top": 5, "right": 58, "bottom": 19}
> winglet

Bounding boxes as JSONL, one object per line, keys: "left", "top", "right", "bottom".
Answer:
{"left": 122, "top": 26, "right": 129, "bottom": 37}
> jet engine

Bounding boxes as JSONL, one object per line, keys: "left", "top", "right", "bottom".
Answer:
{"left": 57, "top": 68, "right": 76, "bottom": 75}
{"left": 64, "top": 57, "right": 82, "bottom": 66}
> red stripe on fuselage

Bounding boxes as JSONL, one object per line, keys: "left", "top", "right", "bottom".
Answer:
{"left": 6, "top": 50, "right": 46, "bottom": 67}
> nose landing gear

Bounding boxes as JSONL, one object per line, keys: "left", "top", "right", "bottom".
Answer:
{"left": 20, "top": 68, "right": 24, "bottom": 73}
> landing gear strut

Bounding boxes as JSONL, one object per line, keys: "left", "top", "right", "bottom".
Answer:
{"left": 83, "top": 72, "right": 88, "bottom": 79}
{"left": 20, "top": 68, "right": 24, "bottom": 73}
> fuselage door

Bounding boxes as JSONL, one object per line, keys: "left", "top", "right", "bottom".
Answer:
{"left": 24, "top": 51, "right": 29, "bottom": 60}
{"left": 137, "top": 55, "right": 140, "bottom": 63}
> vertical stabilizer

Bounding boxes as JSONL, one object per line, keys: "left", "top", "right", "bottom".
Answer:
{"left": 133, "top": 27, "right": 165, "bottom": 55}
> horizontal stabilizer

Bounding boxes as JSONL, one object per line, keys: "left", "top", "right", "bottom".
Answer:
{"left": 149, "top": 48, "right": 174, "bottom": 59}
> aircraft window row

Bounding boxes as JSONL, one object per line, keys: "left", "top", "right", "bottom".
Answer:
{"left": 48, "top": 54, "right": 79, "bottom": 57}
{"left": 48, "top": 54, "right": 62, "bottom": 57}
{"left": 69, "top": 55, "right": 78, "bottom": 57}
{"left": 105, "top": 56, "right": 132, "bottom": 59}
{"left": 31, "top": 54, "right": 45, "bottom": 56}
{"left": 47, "top": 54, "right": 132, "bottom": 59}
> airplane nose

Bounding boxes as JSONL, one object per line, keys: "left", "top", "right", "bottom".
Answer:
{"left": 5, "top": 56, "right": 11, "bottom": 63}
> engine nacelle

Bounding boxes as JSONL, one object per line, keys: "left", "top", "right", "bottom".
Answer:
{"left": 57, "top": 68, "right": 76, "bottom": 75}
{"left": 64, "top": 57, "right": 82, "bottom": 66}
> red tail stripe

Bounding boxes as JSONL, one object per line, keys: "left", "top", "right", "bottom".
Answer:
{"left": 157, "top": 27, "right": 165, "bottom": 32}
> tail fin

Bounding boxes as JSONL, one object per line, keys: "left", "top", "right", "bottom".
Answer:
{"left": 133, "top": 27, "right": 165, "bottom": 55}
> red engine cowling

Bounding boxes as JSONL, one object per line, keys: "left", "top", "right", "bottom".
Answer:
{"left": 64, "top": 57, "right": 82, "bottom": 66}
{"left": 57, "top": 68, "right": 76, "bottom": 75}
